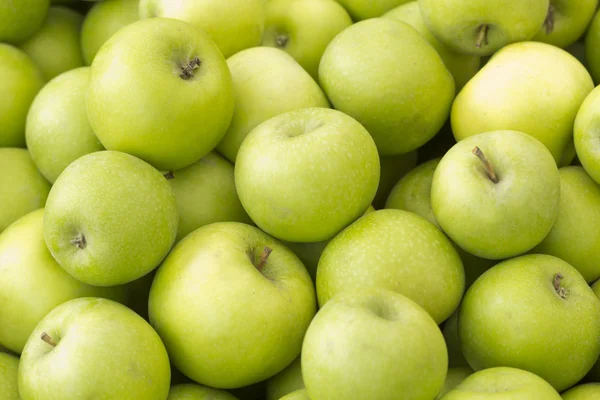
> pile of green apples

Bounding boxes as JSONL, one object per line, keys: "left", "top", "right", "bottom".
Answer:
{"left": 4, "top": 0, "right": 600, "bottom": 399}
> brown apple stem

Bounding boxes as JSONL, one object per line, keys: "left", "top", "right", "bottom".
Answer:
{"left": 544, "top": 4, "right": 556, "bottom": 35}
{"left": 472, "top": 146, "right": 499, "bottom": 183}
{"left": 475, "top": 24, "right": 489, "bottom": 49}
{"left": 553, "top": 273, "right": 567, "bottom": 299}
{"left": 179, "top": 57, "right": 201, "bottom": 80}
{"left": 70, "top": 233, "right": 87, "bottom": 250}
{"left": 255, "top": 247, "right": 273, "bottom": 271}
{"left": 164, "top": 171, "right": 175, "bottom": 180}
{"left": 275, "top": 34, "right": 289, "bottom": 48}
{"left": 41, "top": 332, "right": 57, "bottom": 347}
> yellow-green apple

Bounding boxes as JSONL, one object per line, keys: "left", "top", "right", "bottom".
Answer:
{"left": 443, "top": 310, "right": 469, "bottom": 368}
{"left": 235, "top": 108, "right": 379, "bottom": 243}
{"left": 317, "top": 209, "right": 464, "bottom": 323}
{"left": 18, "top": 298, "right": 171, "bottom": 400}
{"left": 0, "top": 0, "right": 49, "bottom": 43}
{"left": 281, "top": 389, "right": 309, "bottom": 400}
{"left": 302, "top": 288, "right": 448, "bottom": 400}
{"left": 0, "top": 44, "right": 45, "bottom": 147}
{"left": 586, "top": 11, "right": 600, "bottom": 83}
{"left": 534, "top": 0, "right": 598, "bottom": 48}
{"left": 383, "top": 1, "right": 481, "bottom": 90}
{"left": 0, "top": 352, "right": 19, "bottom": 400}
{"left": 373, "top": 151, "right": 418, "bottom": 209}
{"left": 267, "top": 357, "right": 304, "bottom": 400}
{"left": 148, "top": 222, "right": 316, "bottom": 389}
{"left": 80, "top": 0, "right": 139, "bottom": 65}
{"left": 574, "top": 85, "right": 600, "bottom": 184}
{"left": 168, "top": 384, "right": 239, "bottom": 400}
{"left": 0, "top": 148, "right": 50, "bottom": 233}
{"left": 20, "top": 6, "right": 84, "bottom": 81}
{"left": 459, "top": 254, "right": 600, "bottom": 391}
{"left": 319, "top": 18, "right": 455, "bottom": 155}
{"left": 431, "top": 130, "right": 560, "bottom": 259}
{"left": 87, "top": 17, "right": 234, "bottom": 171}
{"left": 562, "top": 383, "right": 600, "bottom": 400}
{"left": 437, "top": 367, "right": 473, "bottom": 399}
{"left": 26, "top": 67, "right": 104, "bottom": 183}
{"left": 217, "top": 47, "right": 329, "bottom": 162}
{"left": 261, "top": 0, "right": 352, "bottom": 80}
{"left": 451, "top": 42, "right": 594, "bottom": 164}
{"left": 139, "top": 0, "right": 265, "bottom": 58}
{"left": 334, "top": 0, "right": 412, "bottom": 20}
{"left": 43, "top": 151, "right": 178, "bottom": 286}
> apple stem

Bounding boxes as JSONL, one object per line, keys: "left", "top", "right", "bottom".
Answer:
{"left": 553, "top": 273, "right": 567, "bottom": 299}
{"left": 41, "top": 332, "right": 57, "bottom": 347}
{"left": 70, "top": 233, "right": 87, "bottom": 250}
{"left": 179, "top": 57, "right": 201, "bottom": 80}
{"left": 255, "top": 247, "right": 273, "bottom": 271}
{"left": 475, "top": 24, "right": 489, "bottom": 49}
{"left": 275, "top": 34, "right": 289, "bottom": 48}
{"left": 472, "top": 146, "right": 499, "bottom": 183}
{"left": 544, "top": 4, "right": 556, "bottom": 35}
{"left": 164, "top": 171, "right": 175, "bottom": 180}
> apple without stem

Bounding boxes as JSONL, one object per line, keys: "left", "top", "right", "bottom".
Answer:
{"left": 562, "top": 383, "right": 600, "bottom": 400}
{"left": 0, "top": 0, "right": 49, "bottom": 44}
{"left": 586, "top": 11, "right": 600, "bottom": 83}
{"left": 168, "top": 384, "right": 239, "bottom": 400}
{"left": 0, "top": 352, "right": 19, "bottom": 400}
{"left": 533, "top": 0, "right": 598, "bottom": 48}
{"left": 574, "top": 85, "right": 600, "bottom": 184}
{"left": 266, "top": 357, "right": 304, "bottom": 400}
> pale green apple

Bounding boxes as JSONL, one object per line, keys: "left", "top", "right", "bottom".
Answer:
{"left": 419, "top": 0, "right": 548, "bottom": 56}
{"left": 534, "top": 0, "right": 598, "bottom": 48}
{"left": 317, "top": 209, "right": 464, "bottom": 323}
{"left": 302, "top": 288, "right": 448, "bottom": 400}
{"left": 281, "top": 389, "right": 310, "bottom": 400}
{"left": 0, "top": 352, "right": 19, "bottom": 400}
{"left": 586, "top": 11, "right": 600, "bottom": 83}
{"left": 431, "top": 130, "right": 560, "bottom": 260}
{"left": 168, "top": 384, "right": 239, "bottom": 400}
{"left": 534, "top": 167, "right": 600, "bottom": 282}
{"left": 80, "top": 0, "right": 139, "bottom": 65}
{"left": 443, "top": 310, "right": 469, "bottom": 368}
{"left": 0, "top": 44, "right": 45, "bottom": 147}
{"left": 267, "top": 357, "right": 304, "bottom": 400}
{"left": 439, "top": 367, "right": 561, "bottom": 399}
{"left": 18, "top": 298, "right": 171, "bottom": 400}
{"left": 235, "top": 108, "right": 379, "bottom": 243}
{"left": 335, "top": 0, "right": 411, "bottom": 20}
{"left": 383, "top": 1, "right": 481, "bottom": 90}
{"left": 0, "top": 148, "right": 51, "bottom": 233}
{"left": 452, "top": 41, "right": 594, "bottom": 164}
{"left": 459, "top": 254, "right": 600, "bottom": 392}
{"left": 26, "top": 67, "right": 104, "bottom": 183}
{"left": 168, "top": 152, "right": 251, "bottom": 242}
{"left": 0, "top": 209, "right": 126, "bottom": 354}
{"left": 20, "top": 6, "right": 84, "bottom": 81}
{"left": 562, "top": 383, "right": 600, "bottom": 400}
{"left": 0, "top": 0, "right": 49, "bottom": 43}
{"left": 373, "top": 151, "right": 418, "bottom": 209}
{"left": 43, "top": 150, "right": 178, "bottom": 286}
{"left": 574, "top": 85, "right": 600, "bottom": 184}
{"left": 148, "top": 222, "right": 316, "bottom": 389}
{"left": 139, "top": 0, "right": 265, "bottom": 59}
{"left": 437, "top": 367, "right": 473, "bottom": 399}
{"left": 87, "top": 18, "right": 234, "bottom": 171}
{"left": 217, "top": 47, "right": 329, "bottom": 162}
{"left": 319, "top": 18, "right": 455, "bottom": 155}
{"left": 261, "top": 0, "right": 352, "bottom": 80}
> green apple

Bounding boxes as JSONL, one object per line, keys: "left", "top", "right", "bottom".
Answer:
{"left": 148, "top": 222, "right": 316, "bottom": 389}
{"left": 168, "top": 152, "right": 251, "bottom": 242}
{"left": 18, "top": 297, "right": 171, "bottom": 399}
{"left": 419, "top": 0, "right": 548, "bottom": 56}
{"left": 586, "top": 11, "right": 600, "bottom": 83}
{"left": 317, "top": 209, "right": 464, "bottom": 323}
{"left": 267, "top": 357, "right": 304, "bottom": 400}
{"left": 431, "top": 130, "right": 560, "bottom": 259}
{"left": 534, "top": 167, "right": 600, "bottom": 282}
{"left": 302, "top": 288, "right": 448, "bottom": 400}
{"left": 562, "top": 383, "right": 600, "bottom": 400}
{"left": 319, "top": 18, "right": 455, "bottom": 155}
{"left": 373, "top": 151, "right": 418, "bottom": 209}
{"left": 439, "top": 367, "right": 561, "bottom": 399}
{"left": 459, "top": 254, "right": 600, "bottom": 392}
{"left": 235, "top": 107, "right": 379, "bottom": 243}
{"left": 139, "top": 0, "right": 265, "bottom": 59}
{"left": 0, "top": 148, "right": 51, "bottom": 233}
{"left": 334, "top": 0, "right": 411, "bottom": 20}
{"left": 452, "top": 41, "right": 594, "bottom": 164}
{"left": 281, "top": 389, "right": 310, "bottom": 400}
{"left": 168, "top": 384, "right": 239, "bottom": 399}
{"left": 443, "top": 310, "right": 469, "bottom": 368}
{"left": 0, "top": 352, "right": 19, "bottom": 400}
{"left": 43, "top": 150, "right": 178, "bottom": 286}
{"left": 0, "top": 44, "right": 45, "bottom": 147}
{"left": 87, "top": 18, "right": 234, "bottom": 172}
{"left": 0, "top": 209, "right": 126, "bottom": 354}
{"left": 0, "top": 0, "right": 49, "bottom": 43}
{"left": 217, "top": 47, "right": 329, "bottom": 163}
{"left": 20, "top": 6, "right": 84, "bottom": 81}
{"left": 574, "top": 85, "right": 600, "bottom": 184}
{"left": 261, "top": 0, "right": 352, "bottom": 80}
{"left": 437, "top": 367, "right": 473, "bottom": 399}
{"left": 383, "top": 1, "right": 481, "bottom": 90}
{"left": 80, "top": 0, "right": 139, "bottom": 65}
{"left": 26, "top": 67, "right": 104, "bottom": 183}
{"left": 535, "top": 0, "right": 599, "bottom": 48}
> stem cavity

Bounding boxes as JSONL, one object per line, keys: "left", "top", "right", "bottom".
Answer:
{"left": 70, "top": 233, "right": 87, "bottom": 250}
{"left": 275, "top": 34, "right": 289, "bottom": 48}
{"left": 255, "top": 247, "right": 273, "bottom": 272}
{"left": 41, "top": 332, "right": 57, "bottom": 347}
{"left": 179, "top": 57, "right": 201, "bottom": 80}
{"left": 472, "top": 146, "right": 499, "bottom": 183}
{"left": 475, "top": 24, "right": 489, "bottom": 49}
{"left": 553, "top": 273, "right": 567, "bottom": 299}
{"left": 544, "top": 4, "right": 556, "bottom": 35}
{"left": 164, "top": 171, "right": 175, "bottom": 180}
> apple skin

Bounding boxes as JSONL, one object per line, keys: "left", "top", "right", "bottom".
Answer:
{"left": 0, "top": 44, "right": 45, "bottom": 148}
{"left": 80, "top": 0, "right": 139, "bottom": 65}
{"left": 431, "top": 130, "right": 561, "bottom": 260}
{"left": 18, "top": 297, "right": 171, "bottom": 400}
{"left": 43, "top": 150, "right": 179, "bottom": 287}
{"left": 87, "top": 17, "right": 235, "bottom": 172}
{"left": 280, "top": 389, "right": 310, "bottom": 400}
{"left": 335, "top": 0, "right": 412, "bottom": 20}
{"left": 586, "top": 11, "right": 600, "bottom": 83}
{"left": 302, "top": 288, "right": 448, "bottom": 400}
{"left": 533, "top": 0, "right": 598, "bottom": 48}
{"left": 459, "top": 254, "right": 600, "bottom": 392}
{"left": 437, "top": 367, "right": 473, "bottom": 399}
{"left": 452, "top": 42, "right": 594, "bottom": 165}
{"left": 383, "top": 1, "right": 481, "bottom": 91}
{"left": 373, "top": 151, "right": 418, "bottom": 209}
{"left": 266, "top": 357, "right": 304, "bottom": 400}
{"left": 261, "top": 0, "right": 352, "bottom": 80}
{"left": 317, "top": 209, "right": 464, "bottom": 324}
{"left": 168, "top": 383, "right": 239, "bottom": 400}
{"left": 20, "top": 6, "right": 85, "bottom": 81}
{"left": 439, "top": 367, "right": 561, "bottom": 399}
{"left": 139, "top": 0, "right": 265, "bottom": 59}
{"left": 562, "top": 383, "right": 600, "bottom": 400}
{"left": 26, "top": 67, "right": 104, "bottom": 184}
{"left": 235, "top": 107, "right": 379, "bottom": 243}
{"left": 168, "top": 152, "right": 251, "bottom": 242}
{"left": 148, "top": 222, "right": 316, "bottom": 389}
{"left": 0, "top": 148, "right": 51, "bottom": 233}
{"left": 217, "top": 47, "right": 329, "bottom": 163}
{"left": 0, "top": 352, "right": 19, "bottom": 400}
{"left": 0, "top": 0, "right": 49, "bottom": 44}
{"left": 574, "top": 85, "right": 600, "bottom": 184}
{"left": 319, "top": 18, "right": 454, "bottom": 156}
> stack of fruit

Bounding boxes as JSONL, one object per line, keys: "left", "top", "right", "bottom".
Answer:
{"left": 3, "top": 0, "right": 600, "bottom": 399}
